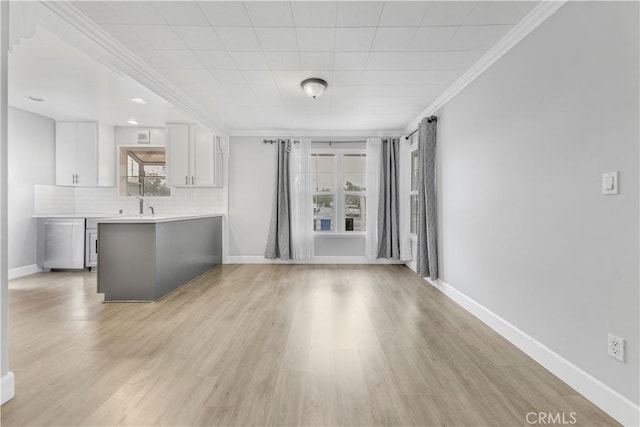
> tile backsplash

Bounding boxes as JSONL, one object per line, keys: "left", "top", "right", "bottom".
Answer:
{"left": 35, "top": 184, "right": 224, "bottom": 215}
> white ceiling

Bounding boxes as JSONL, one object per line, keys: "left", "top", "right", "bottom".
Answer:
{"left": 13, "top": 1, "right": 540, "bottom": 133}
{"left": 9, "top": 25, "right": 192, "bottom": 127}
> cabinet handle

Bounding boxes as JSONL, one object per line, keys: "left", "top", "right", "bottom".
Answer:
{"left": 185, "top": 176, "right": 188, "bottom": 185}
{"left": 192, "top": 176, "right": 195, "bottom": 185}
{"left": 76, "top": 174, "right": 79, "bottom": 184}
{"left": 72, "top": 174, "right": 75, "bottom": 184}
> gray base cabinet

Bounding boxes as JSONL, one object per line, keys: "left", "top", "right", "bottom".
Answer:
{"left": 98, "top": 216, "right": 222, "bottom": 301}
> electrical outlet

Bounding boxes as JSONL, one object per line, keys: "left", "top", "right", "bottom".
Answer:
{"left": 608, "top": 333, "right": 625, "bottom": 362}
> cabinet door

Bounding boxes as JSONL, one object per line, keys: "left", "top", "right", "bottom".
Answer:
{"left": 75, "top": 122, "right": 98, "bottom": 186}
{"left": 192, "top": 126, "right": 215, "bottom": 187}
{"left": 167, "top": 125, "right": 191, "bottom": 187}
{"left": 55, "top": 122, "right": 77, "bottom": 186}
{"left": 213, "top": 135, "right": 223, "bottom": 187}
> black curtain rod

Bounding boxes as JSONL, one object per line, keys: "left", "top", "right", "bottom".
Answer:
{"left": 263, "top": 139, "right": 300, "bottom": 144}
{"left": 405, "top": 115, "right": 438, "bottom": 140}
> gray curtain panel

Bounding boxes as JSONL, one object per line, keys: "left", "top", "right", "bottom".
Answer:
{"left": 377, "top": 138, "right": 400, "bottom": 259}
{"left": 265, "top": 139, "right": 292, "bottom": 260}
{"left": 417, "top": 116, "right": 438, "bottom": 279}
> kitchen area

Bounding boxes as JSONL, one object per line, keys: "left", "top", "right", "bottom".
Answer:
{"left": 7, "top": 8, "right": 229, "bottom": 302}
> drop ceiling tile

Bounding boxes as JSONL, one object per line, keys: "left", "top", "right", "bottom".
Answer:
{"left": 211, "top": 69, "right": 248, "bottom": 85}
{"left": 102, "top": 25, "right": 152, "bottom": 49}
{"left": 158, "top": 50, "right": 204, "bottom": 69}
{"left": 195, "top": 51, "right": 237, "bottom": 69}
{"left": 333, "top": 52, "right": 369, "bottom": 71}
{"left": 108, "top": 2, "right": 167, "bottom": 25}
{"left": 255, "top": 28, "right": 298, "bottom": 52}
{"left": 366, "top": 52, "right": 441, "bottom": 70}
{"left": 216, "top": 27, "right": 261, "bottom": 51}
{"left": 336, "top": 2, "right": 384, "bottom": 27}
{"left": 162, "top": 69, "right": 216, "bottom": 87}
{"left": 299, "top": 53, "right": 334, "bottom": 70}
{"left": 379, "top": 2, "right": 429, "bottom": 27}
{"left": 230, "top": 52, "right": 270, "bottom": 70}
{"left": 151, "top": 2, "right": 209, "bottom": 26}
{"left": 129, "top": 25, "right": 187, "bottom": 50}
{"left": 408, "top": 26, "right": 458, "bottom": 51}
{"left": 245, "top": 2, "right": 294, "bottom": 27}
{"left": 224, "top": 84, "right": 257, "bottom": 101}
{"left": 242, "top": 70, "right": 275, "bottom": 85}
{"left": 421, "top": 2, "right": 477, "bottom": 26}
{"left": 463, "top": 1, "right": 538, "bottom": 25}
{"left": 296, "top": 28, "right": 335, "bottom": 52}
{"left": 371, "top": 27, "right": 417, "bottom": 52}
{"left": 197, "top": 2, "right": 252, "bottom": 27}
{"left": 332, "top": 71, "right": 364, "bottom": 86}
{"left": 173, "top": 26, "right": 224, "bottom": 51}
{"left": 432, "top": 50, "right": 484, "bottom": 69}
{"left": 71, "top": 2, "right": 124, "bottom": 24}
{"left": 291, "top": 2, "right": 337, "bottom": 27}
{"left": 265, "top": 52, "right": 301, "bottom": 70}
{"left": 447, "top": 25, "right": 513, "bottom": 50}
{"left": 335, "top": 28, "right": 376, "bottom": 52}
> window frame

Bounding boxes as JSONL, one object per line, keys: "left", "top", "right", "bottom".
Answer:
{"left": 311, "top": 147, "right": 367, "bottom": 236}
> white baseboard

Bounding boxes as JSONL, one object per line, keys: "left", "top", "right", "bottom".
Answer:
{"left": 8, "top": 264, "right": 41, "bottom": 280}
{"left": 430, "top": 279, "right": 639, "bottom": 426}
{"left": 1, "top": 372, "right": 15, "bottom": 405}
{"left": 226, "top": 256, "right": 405, "bottom": 265}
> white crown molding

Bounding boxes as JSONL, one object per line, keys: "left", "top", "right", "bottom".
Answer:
{"left": 405, "top": 0, "right": 567, "bottom": 132}
{"left": 39, "top": 1, "right": 229, "bottom": 136}
{"left": 431, "top": 279, "right": 639, "bottom": 426}
{"left": 228, "top": 129, "right": 407, "bottom": 138}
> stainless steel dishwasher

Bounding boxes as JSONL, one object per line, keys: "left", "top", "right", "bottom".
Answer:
{"left": 42, "top": 218, "right": 85, "bottom": 269}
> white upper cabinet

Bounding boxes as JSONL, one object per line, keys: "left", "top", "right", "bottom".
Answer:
{"left": 55, "top": 122, "right": 98, "bottom": 187}
{"left": 167, "top": 124, "right": 222, "bottom": 188}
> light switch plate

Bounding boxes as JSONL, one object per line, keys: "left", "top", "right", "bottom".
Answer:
{"left": 602, "top": 172, "right": 619, "bottom": 195}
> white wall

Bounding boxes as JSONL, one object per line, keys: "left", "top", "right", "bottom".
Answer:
{"left": 8, "top": 107, "right": 54, "bottom": 269}
{"left": 435, "top": 1, "right": 638, "bottom": 407}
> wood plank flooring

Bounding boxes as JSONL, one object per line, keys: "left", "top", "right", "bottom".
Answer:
{"left": 1, "top": 264, "right": 618, "bottom": 426}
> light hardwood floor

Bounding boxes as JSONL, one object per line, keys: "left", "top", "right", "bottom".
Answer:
{"left": 2, "top": 265, "right": 618, "bottom": 426}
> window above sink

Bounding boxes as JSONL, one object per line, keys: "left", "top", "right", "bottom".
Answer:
{"left": 118, "top": 146, "right": 170, "bottom": 197}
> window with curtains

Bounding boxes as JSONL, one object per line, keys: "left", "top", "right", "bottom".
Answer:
{"left": 410, "top": 137, "right": 419, "bottom": 235}
{"left": 310, "top": 149, "right": 366, "bottom": 233}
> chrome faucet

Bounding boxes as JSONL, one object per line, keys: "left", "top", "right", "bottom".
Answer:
{"left": 148, "top": 206, "right": 155, "bottom": 215}
{"left": 135, "top": 197, "right": 144, "bottom": 214}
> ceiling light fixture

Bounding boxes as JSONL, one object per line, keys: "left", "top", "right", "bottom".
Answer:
{"left": 127, "top": 119, "right": 139, "bottom": 125}
{"left": 26, "top": 96, "right": 44, "bottom": 102}
{"left": 131, "top": 97, "right": 147, "bottom": 104}
{"left": 301, "top": 78, "right": 327, "bottom": 99}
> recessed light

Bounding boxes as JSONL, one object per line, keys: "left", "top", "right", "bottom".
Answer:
{"left": 131, "top": 97, "right": 147, "bottom": 104}
{"left": 127, "top": 119, "right": 139, "bottom": 125}
{"left": 26, "top": 96, "right": 44, "bottom": 102}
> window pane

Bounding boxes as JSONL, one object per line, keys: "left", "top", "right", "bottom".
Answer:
{"left": 410, "top": 194, "right": 418, "bottom": 234}
{"left": 313, "top": 194, "right": 335, "bottom": 231}
{"left": 344, "top": 154, "right": 366, "bottom": 191}
{"left": 142, "top": 177, "right": 170, "bottom": 197}
{"left": 345, "top": 195, "right": 366, "bottom": 232}
{"left": 310, "top": 153, "right": 335, "bottom": 192}
{"left": 411, "top": 150, "right": 418, "bottom": 191}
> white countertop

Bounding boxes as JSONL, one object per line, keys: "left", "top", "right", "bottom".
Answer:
{"left": 33, "top": 213, "right": 224, "bottom": 223}
{"left": 97, "top": 213, "right": 223, "bottom": 224}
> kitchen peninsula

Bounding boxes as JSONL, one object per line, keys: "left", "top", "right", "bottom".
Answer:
{"left": 97, "top": 214, "right": 222, "bottom": 302}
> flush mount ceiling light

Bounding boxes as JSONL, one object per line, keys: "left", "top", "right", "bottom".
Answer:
{"left": 127, "top": 119, "right": 139, "bottom": 125}
{"left": 301, "top": 78, "right": 327, "bottom": 99}
{"left": 26, "top": 95, "right": 44, "bottom": 102}
{"left": 131, "top": 97, "right": 147, "bottom": 104}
